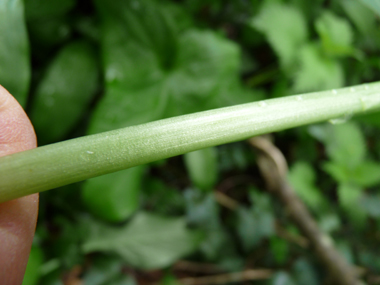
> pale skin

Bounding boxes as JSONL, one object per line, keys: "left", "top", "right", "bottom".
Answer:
{"left": 0, "top": 85, "right": 38, "bottom": 284}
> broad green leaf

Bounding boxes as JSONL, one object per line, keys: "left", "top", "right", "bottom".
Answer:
{"left": 292, "top": 43, "right": 344, "bottom": 93}
{"left": 38, "top": 259, "right": 60, "bottom": 276}
{"left": 248, "top": 188, "right": 273, "bottom": 209}
{"left": 359, "top": 250, "right": 380, "bottom": 272}
{"left": 318, "top": 213, "right": 341, "bottom": 233}
{"left": 360, "top": 194, "right": 380, "bottom": 218}
{"left": 236, "top": 208, "right": 275, "bottom": 251}
{"left": 24, "top": 0, "right": 75, "bottom": 20}
{"left": 350, "top": 161, "right": 380, "bottom": 187}
{"left": 288, "top": 162, "right": 327, "bottom": 212}
{"left": 323, "top": 161, "right": 350, "bottom": 183}
{"left": 327, "top": 123, "right": 366, "bottom": 168}
{"left": 289, "top": 0, "right": 324, "bottom": 19}
{"left": 236, "top": 208, "right": 258, "bottom": 251}
{"left": 82, "top": 212, "right": 203, "bottom": 270}
{"left": 50, "top": 216, "right": 85, "bottom": 268}
{"left": 184, "top": 147, "right": 218, "bottom": 191}
{"left": 341, "top": 0, "right": 377, "bottom": 36}
{"left": 252, "top": 1, "right": 308, "bottom": 70}
{"left": 82, "top": 256, "right": 136, "bottom": 285}
{"left": 82, "top": 166, "right": 145, "bottom": 223}
{"left": 198, "top": 227, "right": 233, "bottom": 261}
{"left": 28, "top": 17, "right": 71, "bottom": 47}
{"left": 162, "top": 2, "right": 193, "bottom": 33}
{"left": 311, "top": 123, "right": 366, "bottom": 168}
{"left": 359, "top": 0, "right": 380, "bottom": 17}
{"left": 307, "top": 124, "right": 329, "bottom": 142}
{"left": 22, "top": 245, "right": 44, "bottom": 285}
{"left": 0, "top": 0, "right": 30, "bottom": 106}
{"left": 219, "top": 142, "right": 252, "bottom": 172}
{"left": 184, "top": 0, "right": 223, "bottom": 14}
{"left": 338, "top": 183, "right": 366, "bottom": 226}
{"left": 292, "top": 128, "right": 318, "bottom": 162}
{"left": 82, "top": 256, "right": 123, "bottom": 285}
{"left": 357, "top": 111, "right": 380, "bottom": 128}
{"left": 24, "top": 0, "right": 73, "bottom": 47}
{"left": 89, "top": 0, "right": 259, "bottom": 134}
{"left": 338, "top": 184, "right": 362, "bottom": 208}
{"left": 270, "top": 237, "right": 289, "bottom": 265}
{"left": 183, "top": 189, "right": 240, "bottom": 265}
{"left": 143, "top": 178, "right": 184, "bottom": 215}
{"left": 197, "top": 223, "right": 244, "bottom": 270}
{"left": 336, "top": 241, "right": 355, "bottom": 264}
{"left": 75, "top": 16, "right": 101, "bottom": 42}
{"left": 315, "top": 11, "right": 355, "bottom": 57}
{"left": 236, "top": 190, "right": 275, "bottom": 251}
{"left": 184, "top": 189, "right": 220, "bottom": 229}
{"left": 293, "top": 258, "right": 319, "bottom": 285}
{"left": 30, "top": 41, "right": 99, "bottom": 143}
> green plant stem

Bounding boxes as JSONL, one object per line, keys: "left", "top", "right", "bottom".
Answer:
{"left": 1, "top": 82, "right": 380, "bottom": 203}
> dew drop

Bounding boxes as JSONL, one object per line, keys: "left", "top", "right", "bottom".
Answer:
{"left": 259, "top": 101, "right": 267, "bottom": 107}
{"left": 328, "top": 113, "right": 352, "bottom": 125}
{"left": 329, "top": 118, "right": 345, "bottom": 125}
{"left": 86, "top": 151, "right": 94, "bottom": 154}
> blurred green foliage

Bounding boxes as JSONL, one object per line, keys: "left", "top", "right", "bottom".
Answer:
{"left": 184, "top": 147, "right": 219, "bottom": 191}
{"left": 0, "top": 0, "right": 30, "bottom": 106}
{"left": 0, "top": 0, "right": 379, "bottom": 284}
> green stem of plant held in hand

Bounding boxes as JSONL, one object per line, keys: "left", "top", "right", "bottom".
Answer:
{"left": 1, "top": 82, "right": 380, "bottom": 203}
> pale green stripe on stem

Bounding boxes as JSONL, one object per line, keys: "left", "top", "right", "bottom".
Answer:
{"left": 0, "top": 82, "right": 380, "bottom": 203}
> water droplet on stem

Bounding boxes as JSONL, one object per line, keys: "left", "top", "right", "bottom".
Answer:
{"left": 328, "top": 113, "right": 352, "bottom": 125}
{"left": 258, "top": 101, "right": 267, "bottom": 107}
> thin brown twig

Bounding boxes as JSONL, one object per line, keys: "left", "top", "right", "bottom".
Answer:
{"left": 173, "top": 260, "right": 225, "bottom": 274}
{"left": 248, "top": 136, "right": 360, "bottom": 285}
{"left": 62, "top": 265, "right": 83, "bottom": 285}
{"left": 368, "top": 275, "right": 380, "bottom": 284}
{"left": 178, "top": 269, "right": 273, "bottom": 285}
{"left": 214, "top": 191, "right": 239, "bottom": 210}
{"left": 217, "top": 175, "right": 253, "bottom": 193}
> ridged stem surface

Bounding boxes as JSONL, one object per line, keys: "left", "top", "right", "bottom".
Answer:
{"left": 1, "top": 83, "right": 380, "bottom": 203}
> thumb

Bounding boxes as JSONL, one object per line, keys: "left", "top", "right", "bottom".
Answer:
{"left": 0, "top": 85, "right": 39, "bottom": 285}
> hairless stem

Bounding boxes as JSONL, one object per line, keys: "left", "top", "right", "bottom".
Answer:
{"left": 1, "top": 82, "right": 380, "bottom": 203}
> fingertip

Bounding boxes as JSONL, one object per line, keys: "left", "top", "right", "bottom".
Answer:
{"left": 0, "top": 85, "right": 39, "bottom": 284}
{"left": 0, "top": 194, "right": 39, "bottom": 285}
{"left": 0, "top": 85, "right": 37, "bottom": 156}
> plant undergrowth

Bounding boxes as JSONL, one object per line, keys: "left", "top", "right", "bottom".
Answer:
{"left": 1, "top": 0, "right": 380, "bottom": 284}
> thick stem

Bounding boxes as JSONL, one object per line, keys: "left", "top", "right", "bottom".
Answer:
{"left": 0, "top": 82, "right": 380, "bottom": 203}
